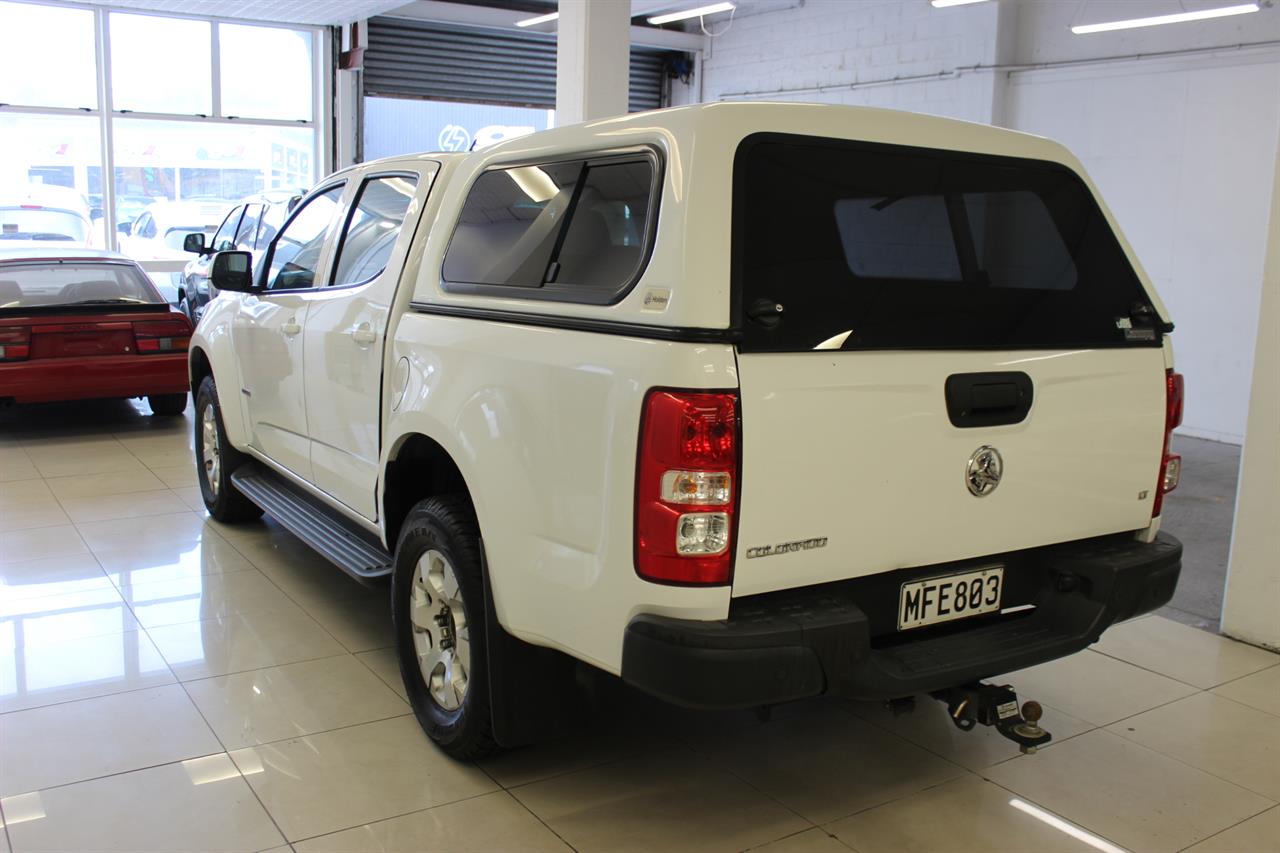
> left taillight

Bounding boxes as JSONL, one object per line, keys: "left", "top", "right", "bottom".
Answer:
{"left": 635, "top": 389, "right": 740, "bottom": 586}
{"left": 0, "top": 327, "right": 30, "bottom": 361}
{"left": 1152, "top": 369, "right": 1184, "bottom": 518}
{"left": 133, "top": 317, "right": 192, "bottom": 354}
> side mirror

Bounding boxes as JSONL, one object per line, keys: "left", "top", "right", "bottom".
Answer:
{"left": 117, "top": 222, "right": 132, "bottom": 234}
{"left": 183, "top": 232, "right": 208, "bottom": 255}
{"left": 209, "top": 250, "right": 256, "bottom": 293}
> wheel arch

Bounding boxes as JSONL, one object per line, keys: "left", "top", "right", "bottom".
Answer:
{"left": 383, "top": 432, "right": 474, "bottom": 551}
{"left": 188, "top": 345, "right": 213, "bottom": 398}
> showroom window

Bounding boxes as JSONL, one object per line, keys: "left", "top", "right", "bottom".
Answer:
{"left": 0, "top": 1, "right": 326, "bottom": 302}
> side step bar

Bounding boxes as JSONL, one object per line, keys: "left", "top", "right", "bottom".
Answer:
{"left": 230, "top": 463, "right": 393, "bottom": 582}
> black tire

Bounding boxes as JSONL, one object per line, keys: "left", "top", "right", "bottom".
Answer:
{"left": 194, "top": 376, "right": 262, "bottom": 523}
{"left": 148, "top": 393, "right": 188, "bottom": 417}
{"left": 392, "top": 495, "right": 500, "bottom": 760}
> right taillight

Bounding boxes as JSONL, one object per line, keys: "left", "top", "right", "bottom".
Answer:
{"left": 0, "top": 327, "right": 30, "bottom": 361}
{"left": 1152, "top": 369, "right": 1184, "bottom": 518}
{"left": 635, "top": 389, "right": 740, "bottom": 585}
{"left": 133, "top": 318, "right": 192, "bottom": 354}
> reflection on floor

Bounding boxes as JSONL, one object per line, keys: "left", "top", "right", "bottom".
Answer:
{"left": 1158, "top": 434, "right": 1243, "bottom": 633}
{"left": 1, "top": 400, "right": 1277, "bottom": 853}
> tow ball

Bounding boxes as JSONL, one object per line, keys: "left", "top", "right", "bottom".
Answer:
{"left": 930, "top": 682, "right": 1052, "bottom": 754}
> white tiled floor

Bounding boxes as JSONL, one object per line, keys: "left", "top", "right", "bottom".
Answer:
{"left": 1, "top": 400, "right": 1278, "bottom": 853}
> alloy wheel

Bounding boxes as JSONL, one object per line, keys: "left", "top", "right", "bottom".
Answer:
{"left": 409, "top": 548, "right": 471, "bottom": 711}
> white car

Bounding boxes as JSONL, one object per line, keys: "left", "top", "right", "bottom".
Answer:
{"left": 0, "top": 183, "right": 94, "bottom": 250}
{"left": 118, "top": 199, "right": 233, "bottom": 261}
{"left": 188, "top": 102, "right": 1184, "bottom": 760}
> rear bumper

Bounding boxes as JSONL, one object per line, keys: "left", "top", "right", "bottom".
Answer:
{"left": 622, "top": 532, "right": 1182, "bottom": 709}
{"left": 0, "top": 353, "right": 189, "bottom": 403}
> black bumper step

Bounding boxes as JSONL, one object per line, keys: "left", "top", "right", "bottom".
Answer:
{"left": 230, "top": 464, "right": 392, "bottom": 582}
{"left": 622, "top": 532, "right": 1182, "bottom": 709}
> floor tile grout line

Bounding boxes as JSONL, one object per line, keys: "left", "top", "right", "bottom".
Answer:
{"left": 1101, "top": 714, "right": 1280, "bottom": 804}
{"left": 486, "top": 785, "right": 580, "bottom": 853}
{"left": 0, "top": 795, "right": 13, "bottom": 853}
{"left": 172, "top": 670, "right": 292, "bottom": 849}
{"left": 0, "top": 672, "right": 179, "bottom": 718}
{"left": 668, "top": 725, "right": 839, "bottom": 834}
{"left": 281, "top": 787, "right": 515, "bottom": 849}
{"left": 0, "top": 748, "right": 229, "bottom": 801}
{"left": 1205, "top": 658, "right": 1280, "bottom": 689}
{"left": 1089, "top": 639, "right": 1280, "bottom": 691}
{"left": 1173, "top": 802, "right": 1280, "bottom": 852}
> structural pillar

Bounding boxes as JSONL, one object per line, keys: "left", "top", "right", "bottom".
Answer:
{"left": 556, "top": 0, "right": 630, "bottom": 126}
{"left": 1221, "top": 131, "right": 1280, "bottom": 650}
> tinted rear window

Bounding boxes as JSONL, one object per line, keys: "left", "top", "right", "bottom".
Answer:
{"left": 733, "top": 135, "right": 1161, "bottom": 352}
{"left": 443, "top": 155, "right": 656, "bottom": 304}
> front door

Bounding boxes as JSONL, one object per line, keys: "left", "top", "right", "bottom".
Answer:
{"left": 303, "top": 168, "right": 435, "bottom": 519}
{"left": 235, "top": 183, "right": 346, "bottom": 482}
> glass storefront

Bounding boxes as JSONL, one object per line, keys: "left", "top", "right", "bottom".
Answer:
{"left": 0, "top": 1, "right": 322, "bottom": 304}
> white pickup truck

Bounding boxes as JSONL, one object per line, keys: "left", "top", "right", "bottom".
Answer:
{"left": 189, "top": 102, "right": 1184, "bottom": 759}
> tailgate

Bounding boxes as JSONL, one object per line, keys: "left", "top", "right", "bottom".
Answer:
{"left": 729, "top": 134, "right": 1172, "bottom": 597}
{"left": 732, "top": 348, "right": 1166, "bottom": 597}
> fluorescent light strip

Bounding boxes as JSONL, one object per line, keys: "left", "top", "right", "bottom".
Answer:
{"left": 931, "top": 0, "right": 991, "bottom": 7}
{"left": 1072, "top": 2, "right": 1259, "bottom": 34}
{"left": 515, "top": 11, "right": 558, "bottom": 28}
{"left": 648, "top": 2, "right": 736, "bottom": 25}
{"left": 1009, "top": 799, "right": 1127, "bottom": 853}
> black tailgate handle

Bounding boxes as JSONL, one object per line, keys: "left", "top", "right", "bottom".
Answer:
{"left": 945, "top": 372, "right": 1033, "bottom": 428}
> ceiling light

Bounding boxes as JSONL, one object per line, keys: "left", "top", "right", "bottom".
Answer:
{"left": 515, "top": 11, "right": 558, "bottom": 28}
{"left": 930, "top": 0, "right": 991, "bottom": 7}
{"left": 1071, "top": 2, "right": 1259, "bottom": 34}
{"left": 648, "top": 2, "right": 736, "bottom": 25}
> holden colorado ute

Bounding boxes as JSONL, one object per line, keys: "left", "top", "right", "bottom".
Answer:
{"left": 188, "top": 103, "right": 1184, "bottom": 759}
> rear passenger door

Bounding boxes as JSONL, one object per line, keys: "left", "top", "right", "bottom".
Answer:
{"left": 303, "top": 167, "right": 435, "bottom": 519}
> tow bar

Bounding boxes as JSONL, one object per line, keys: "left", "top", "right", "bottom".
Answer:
{"left": 930, "top": 682, "right": 1052, "bottom": 754}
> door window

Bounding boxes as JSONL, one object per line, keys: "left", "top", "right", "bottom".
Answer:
{"left": 263, "top": 185, "right": 344, "bottom": 291}
{"left": 330, "top": 175, "right": 419, "bottom": 287}
{"left": 257, "top": 199, "right": 291, "bottom": 249}
{"left": 234, "top": 204, "right": 262, "bottom": 250}
{"left": 210, "top": 206, "right": 243, "bottom": 252}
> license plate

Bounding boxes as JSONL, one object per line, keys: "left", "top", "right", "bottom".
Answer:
{"left": 898, "top": 566, "right": 1003, "bottom": 630}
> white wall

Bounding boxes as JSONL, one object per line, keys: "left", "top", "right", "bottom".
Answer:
{"left": 678, "top": 0, "right": 1280, "bottom": 443}
{"left": 1222, "top": 127, "right": 1280, "bottom": 651}
{"left": 693, "top": 0, "right": 1001, "bottom": 124}
{"left": 1005, "top": 53, "right": 1280, "bottom": 443}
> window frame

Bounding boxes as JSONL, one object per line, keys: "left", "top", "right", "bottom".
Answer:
{"left": 258, "top": 181, "right": 347, "bottom": 293}
{"left": 440, "top": 146, "right": 663, "bottom": 307}
{"left": 326, "top": 170, "right": 422, "bottom": 291}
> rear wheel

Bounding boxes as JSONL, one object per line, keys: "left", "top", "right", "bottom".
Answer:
{"left": 194, "top": 376, "right": 262, "bottom": 522}
{"left": 392, "top": 495, "right": 499, "bottom": 759}
{"left": 148, "top": 393, "right": 187, "bottom": 416}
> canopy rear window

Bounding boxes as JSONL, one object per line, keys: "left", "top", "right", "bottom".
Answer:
{"left": 732, "top": 134, "right": 1161, "bottom": 352}
{"left": 0, "top": 262, "right": 163, "bottom": 310}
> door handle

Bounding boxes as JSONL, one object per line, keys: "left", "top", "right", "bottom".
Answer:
{"left": 281, "top": 320, "right": 301, "bottom": 337}
{"left": 351, "top": 325, "right": 376, "bottom": 346}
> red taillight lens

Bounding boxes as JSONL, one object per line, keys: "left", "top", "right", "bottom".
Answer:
{"left": 133, "top": 318, "right": 191, "bottom": 354}
{"left": 0, "top": 327, "right": 30, "bottom": 361}
{"left": 635, "top": 389, "right": 740, "bottom": 585}
{"left": 1152, "top": 370, "right": 1184, "bottom": 517}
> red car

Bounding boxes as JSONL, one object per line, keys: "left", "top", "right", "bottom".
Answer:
{"left": 0, "top": 249, "right": 192, "bottom": 415}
